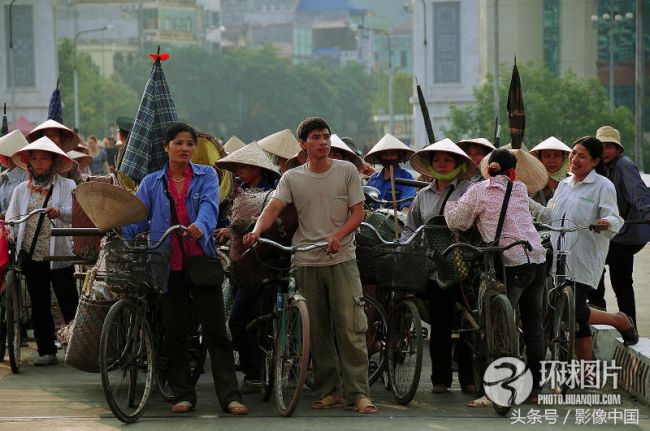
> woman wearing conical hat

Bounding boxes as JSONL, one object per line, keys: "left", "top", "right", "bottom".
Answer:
{"left": 27, "top": 120, "right": 83, "bottom": 183}
{"left": 257, "top": 129, "right": 300, "bottom": 174}
{"left": 214, "top": 141, "right": 281, "bottom": 388}
{"left": 529, "top": 136, "right": 572, "bottom": 206}
{"left": 0, "top": 130, "right": 29, "bottom": 215}
{"left": 6, "top": 137, "right": 78, "bottom": 367}
{"left": 329, "top": 134, "right": 364, "bottom": 172}
{"left": 456, "top": 138, "right": 495, "bottom": 179}
{"left": 365, "top": 134, "right": 416, "bottom": 211}
{"left": 400, "top": 138, "right": 477, "bottom": 395}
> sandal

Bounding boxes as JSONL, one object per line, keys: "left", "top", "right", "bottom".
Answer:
{"left": 618, "top": 313, "right": 639, "bottom": 346}
{"left": 312, "top": 394, "right": 345, "bottom": 409}
{"left": 226, "top": 401, "right": 248, "bottom": 415}
{"left": 466, "top": 395, "right": 493, "bottom": 408}
{"left": 171, "top": 400, "right": 194, "bottom": 413}
{"left": 353, "top": 397, "right": 378, "bottom": 414}
{"left": 431, "top": 384, "right": 448, "bottom": 394}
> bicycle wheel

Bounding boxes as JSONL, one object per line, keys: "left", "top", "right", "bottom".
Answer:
{"left": 6, "top": 270, "right": 21, "bottom": 373}
{"left": 550, "top": 284, "right": 575, "bottom": 396}
{"left": 387, "top": 299, "right": 423, "bottom": 405}
{"left": 484, "top": 293, "right": 518, "bottom": 417}
{"left": 274, "top": 299, "right": 310, "bottom": 417}
{"left": 363, "top": 295, "right": 388, "bottom": 387}
{"left": 100, "top": 300, "right": 154, "bottom": 424}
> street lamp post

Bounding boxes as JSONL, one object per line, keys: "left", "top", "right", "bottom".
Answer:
{"left": 354, "top": 24, "right": 394, "bottom": 134}
{"left": 591, "top": 9, "right": 634, "bottom": 110}
{"left": 73, "top": 25, "right": 114, "bottom": 130}
{"left": 8, "top": 0, "right": 19, "bottom": 127}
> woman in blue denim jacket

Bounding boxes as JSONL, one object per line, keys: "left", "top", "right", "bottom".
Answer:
{"left": 123, "top": 122, "right": 247, "bottom": 415}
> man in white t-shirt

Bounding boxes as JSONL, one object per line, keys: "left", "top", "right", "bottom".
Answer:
{"left": 243, "top": 117, "right": 376, "bottom": 414}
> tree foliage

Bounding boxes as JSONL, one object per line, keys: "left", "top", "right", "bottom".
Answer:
{"left": 443, "top": 62, "right": 636, "bottom": 155}
{"left": 58, "top": 39, "right": 140, "bottom": 138}
{"left": 112, "top": 45, "right": 384, "bottom": 148}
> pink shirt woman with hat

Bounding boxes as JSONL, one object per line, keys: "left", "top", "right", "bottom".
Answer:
{"left": 5, "top": 137, "right": 78, "bottom": 367}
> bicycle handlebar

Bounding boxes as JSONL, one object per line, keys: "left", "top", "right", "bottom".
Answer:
{"left": 252, "top": 237, "right": 328, "bottom": 254}
{"left": 443, "top": 239, "right": 533, "bottom": 256}
{"left": 359, "top": 222, "right": 425, "bottom": 246}
{"left": 114, "top": 225, "right": 188, "bottom": 251}
{"left": 534, "top": 222, "right": 593, "bottom": 233}
{"left": 5, "top": 208, "right": 46, "bottom": 226}
{"left": 363, "top": 190, "right": 415, "bottom": 207}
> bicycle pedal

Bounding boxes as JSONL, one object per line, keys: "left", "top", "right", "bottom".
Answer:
{"left": 421, "top": 327, "right": 429, "bottom": 339}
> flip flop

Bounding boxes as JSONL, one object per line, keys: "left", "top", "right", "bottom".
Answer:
{"left": 312, "top": 394, "right": 345, "bottom": 409}
{"left": 619, "top": 313, "right": 639, "bottom": 346}
{"left": 466, "top": 395, "right": 493, "bottom": 408}
{"left": 353, "top": 397, "right": 378, "bottom": 414}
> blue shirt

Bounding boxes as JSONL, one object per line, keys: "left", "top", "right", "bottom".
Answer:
{"left": 122, "top": 163, "right": 220, "bottom": 291}
{"left": 367, "top": 166, "right": 416, "bottom": 210}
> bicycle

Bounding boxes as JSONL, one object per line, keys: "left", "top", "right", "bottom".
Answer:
{"left": 534, "top": 219, "right": 593, "bottom": 372}
{"left": 443, "top": 239, "right": 532, "bottom": 416}
{"left": 2, "top": 208, "right": 48, "bottom": 373}
{"left": 360, "top": 222, "right": 433, "bottom": 405}
{"left": 98, "top": 224, "right": 194, "bottom": 423}
{"left": 244, "top": 237, "right": 320, "bottom": 417}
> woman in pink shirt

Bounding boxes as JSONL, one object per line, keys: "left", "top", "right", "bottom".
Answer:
{"left": 444, "top": 148, "right": 547, "bottom": 403}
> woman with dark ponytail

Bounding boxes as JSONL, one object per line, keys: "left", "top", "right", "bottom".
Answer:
{"left": 444, "top": 147, "right": 547, "bottom": 405}
{"left": 529, "top": 136, "right": 637, "bottom": 362}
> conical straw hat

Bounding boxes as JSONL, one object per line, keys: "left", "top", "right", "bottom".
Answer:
{"left": 258, "top": 129, "right": 300, "bottom": 160}
{"left": 224, "top": 136, "right": 246, "bottom": 154}
{"left": 479, "top": 149, "right": 548, "bottom": 194}
{"left": 216, "top": 141, "right": 281, "bottom": 178}
{"left": 364, "top": 133, "right": 415, "bottom": 164}
{"left": 456, "top": 137, "right": 496, "bottom": 153}
{"left": 74, "top": 182, "right": 148, "bottom": 231}
{"left": 13, "top": 136, "right": 75, "bottom": 174}
{"left": 285, "top": 150, "right": 308, "bottom": 171}
{"left": 410, "top": 138, "right": 472, "bottom": 177}
{"left": 330, "top": 134, "right": 363, "bottom": 170}
{"left": 530, "top": 136, "right": 572, "bottom": 155}
{"left": 0, "top": 130, "right": 29, "bottom": 168}
{"left": 26, "top": 119, "right": 80, "bottom": 152}
{"left": 67, "top": 150, "right": 93, "bottom": 170}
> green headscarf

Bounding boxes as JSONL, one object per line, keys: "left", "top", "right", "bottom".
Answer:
{"left": 422, "top": 163, "right": 466, "bottom": 181}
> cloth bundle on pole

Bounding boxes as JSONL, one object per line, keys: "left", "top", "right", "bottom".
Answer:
{"left": 119, "top": 50, "right": 178, "bottom": 184}
{"left": 1, "top": 103, "right": 8, "bottom": 136}
{"left": 507, "top": 59, "right": 525, "bottom": 149}
{"left": 48, "top": 79, "right": 64, "bottom": 124}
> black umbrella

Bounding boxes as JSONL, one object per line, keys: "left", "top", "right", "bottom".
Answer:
{"left": 506, "top": 58, "right": 525, "bottom": 150}
{"left": 1, "top": 103, "right": 7, "bottom": 136}
{"left": 47, "top": 79, "right": 64, "bottom": 123}
{"left": 415, "top": 76, "right": 435, "bottom": 145}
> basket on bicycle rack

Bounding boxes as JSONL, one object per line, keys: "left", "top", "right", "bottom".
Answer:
{"left": 357, "top": 210, "right": 406, "bottom": 285}
{"left": 374, "top": 240, "right": 431, "bottom": 293}
{"left": 104, "top": 238, "right": 153, "bottom": 293}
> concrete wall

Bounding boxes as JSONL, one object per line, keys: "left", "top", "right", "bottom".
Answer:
{"left": 559, "top": 0, "right": 598, "bottom": 79}
{"left": 0, "top": 0, "right": 58, "bottom": 127}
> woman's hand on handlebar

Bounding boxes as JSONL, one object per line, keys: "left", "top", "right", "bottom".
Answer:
{"left": 243, "top": 231, "right": 260, "bottom": 248}
{"left": 591, "top": 219, "right": 610, "bottom": 234}
{"left": 44, "top": 207, "right": 60, "bottom": 220}
{"left": 184, "top": 223, "right": 203, "bottom": 240}
{"left": 214, "top": 227, "right": 231, "bottom": 244}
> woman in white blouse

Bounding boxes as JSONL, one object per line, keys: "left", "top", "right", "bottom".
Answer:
{"left": 529, "top": 136, "right": 638, "bottom": 360}
{"left": 6, "top": 137, "right": 77, "bottom": 366}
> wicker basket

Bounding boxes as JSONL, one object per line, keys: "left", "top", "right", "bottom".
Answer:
{"left": 374, "top": 243, "right": 432, "bottom": 293}
{"left": 65, "top": 296, "right": 117, "bottom": 373}
{"left": 356, "top": 210, "right": 406, "bottom": 285}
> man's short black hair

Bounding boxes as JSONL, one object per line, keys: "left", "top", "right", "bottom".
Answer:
{"left": 163, "top": 122, "right": 198, "bottom": 145}
{"left": 296, "top": 117, "right": 331, "bottom": 141}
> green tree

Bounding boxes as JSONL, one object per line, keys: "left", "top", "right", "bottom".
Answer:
{"left": 443, "top": 62, "right": 636, "bottom": 160}
{"left": 113, "top": 44, "right": 381, "bottom": 146}
{"left": 58, "top": 39, "right": 140, "bottom": 138}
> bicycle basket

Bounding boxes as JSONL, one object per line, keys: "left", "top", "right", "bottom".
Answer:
{"left": 374, "top": 242, "right": 431, "bottom": 293}
{"left": 356, "top": 210, "right": 406, "bottom": 285}
{"left": 104, "top": 238, "right": 153, "bottom": 293}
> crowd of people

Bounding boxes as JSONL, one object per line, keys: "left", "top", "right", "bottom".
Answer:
{"left": 0, "top": 113, "right": 648, "bottom": 416}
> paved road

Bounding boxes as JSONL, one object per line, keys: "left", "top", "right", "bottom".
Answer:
{"left": 1, "top": 246, "right": 650, "bottom": 430}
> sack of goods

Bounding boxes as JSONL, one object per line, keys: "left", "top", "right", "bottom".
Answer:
{"left": 228, "top": 189, "right": 298, "bottom": 288}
